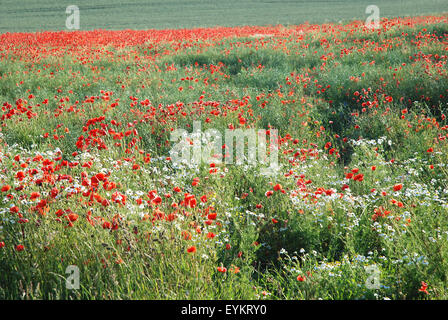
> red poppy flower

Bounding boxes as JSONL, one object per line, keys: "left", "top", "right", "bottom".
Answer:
{"left": 273, "top": 184, "right": 283, "bottom": 191}
{"left": 30, "top": 192, "right": 41, "bottom": 200}
{"left": 419, "top": 281, "right": 429, "bottom": 294}
{"left": 207, "top": 212, "right": 217, "bottom": 220}
{"left": 67, "top": 213, "right": 79, "bottom": 222}
{"left": 10, "top": 206, "right": 19, "bottom": 214}
{"left": 206, "top": 232, "right": 215, "bottom": 239}
{"left": 217, "top": 266, "right": 227, "bottom": 273}
{"left": 187, "top": 246, "right": 196, "bottom": 253}
{"left": 50, "top": 187, "right": 59, "bottom": 198}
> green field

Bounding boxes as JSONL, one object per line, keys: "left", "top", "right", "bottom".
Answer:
{"left": 0, "top": 0, "right": 447, "bottom": 32}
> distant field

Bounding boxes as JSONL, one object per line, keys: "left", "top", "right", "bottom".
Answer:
{"left": 0, "top": 0, "right": 447, "bottom": 32}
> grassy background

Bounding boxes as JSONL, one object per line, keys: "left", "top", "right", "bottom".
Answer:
{"left": 0, "top": 6, "right": 448, "bottom": 298}
{"left": 0, "top": 0, "right": 447, "bottom": 32}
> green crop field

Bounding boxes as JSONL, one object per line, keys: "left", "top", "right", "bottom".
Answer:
{"left": 0, "top": 0, "right": 447, "bottom": 32}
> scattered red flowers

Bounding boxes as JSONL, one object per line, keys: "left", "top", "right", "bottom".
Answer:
{"left": 0, "top": 13, "right": 446, "bottom": 300}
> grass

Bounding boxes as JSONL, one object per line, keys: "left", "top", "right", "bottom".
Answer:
{"left": 0, "top": 12, "right": 448, "bottom": 300}
{"left": 0, "top": 0, "right": 447, "bottom": 32}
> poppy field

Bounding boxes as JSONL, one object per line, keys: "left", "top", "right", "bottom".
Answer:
{"left": 1, "top": 0, "right": 447, "bottom": 32}
{"left": 1, "top": 14, "right": 448, "bottom": 300}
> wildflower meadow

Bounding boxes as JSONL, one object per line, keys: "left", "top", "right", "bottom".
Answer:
{"left": 0, "top": 4, "right": 448, "bottom": 300}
